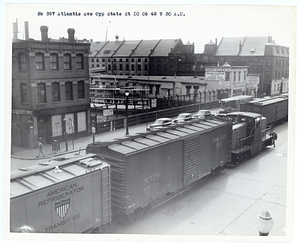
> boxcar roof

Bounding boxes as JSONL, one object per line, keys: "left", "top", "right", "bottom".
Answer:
{"left": 249, "top": 97, "right": 287, "bottom": 106}
{"left": 11, "top": 155, "right": 109, "bottom": 198}
{"left": 105, "top": 118, "right": 230, "bottom": 156}
{"left": 227, "top": 111, "right": 262, "bottom": 119}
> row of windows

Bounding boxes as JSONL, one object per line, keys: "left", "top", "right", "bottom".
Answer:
{"left": 275, "top": 59, "right": 289, "bottom": 67}
{"left": 20, "top": 81, "right": 85, "bottom": 104}
{"left": 276, "top": 46, "right": 289, "bottom": 55}
{"left": 18, "top": 52, "right": 84, "bottom": 71}
{"left": 274, "top": 83, "right": 286, "bottom": 92}
{"left": 233, "top": 71, "right": 247, "bottom": 82}
{"left": 275, "top": 70, "right": 289, "bottom": 79}
{"left": 91, "top": 58, "right": 146, "bottom": 63}
{"left": 216, "top": 57, "right": 264, "bottom": 64}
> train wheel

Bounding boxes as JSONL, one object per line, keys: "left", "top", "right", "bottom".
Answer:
{"left": 117, "top": 214, "right": 130, "bottom": 225}
{"left": 134, "top": 206, "right": 148, "bottom": 218}
{"left": 243, "top": 151, "right": 251, "bottom": 159}
{"left": 213, "top": 166, "right": 221, "bottom": 175}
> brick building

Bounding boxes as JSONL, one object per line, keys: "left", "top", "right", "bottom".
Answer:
{"left": 208, "top": 36, "right": 289, "bottom": 96}
{"left": 12, "top": 23, "right": 91, "bottom": 148}
{"left": 89, "top": 37, "right": 196, "bottom": 77}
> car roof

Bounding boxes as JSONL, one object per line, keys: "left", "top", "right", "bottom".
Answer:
{"left": 156, "top": 118, "right": 172, "bottom": 120}
{"left": 178, "top": 113, "right": 192, "bottom": 116}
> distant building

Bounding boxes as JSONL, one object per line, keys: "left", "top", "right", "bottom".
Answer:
{"left": 211, "top": 36, "right": 289, "bottom": 96}
{"left": 205, "top": 63, "right": 249, "bottom": 97}
{"left": 89, "top": 37, "right": 197, "bottom": 77}
{"left": 12, "top": 22, "right": 91, "bottom": 148}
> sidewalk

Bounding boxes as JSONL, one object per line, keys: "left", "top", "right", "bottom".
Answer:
{"left": 11, "top": 125, "right": 144, "bottom": 160}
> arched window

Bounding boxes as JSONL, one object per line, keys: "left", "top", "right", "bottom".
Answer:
{"left": 77, "top": 80, "right": 85, "bottom": 99}
{"left": 76, "top": 53, "right": 84, "bottom": 70}
{"left": 65, "top": 81, "right": 73, "bottom": 100}
{"left": 50, "top": 53, "right": 59, "bottom": 70}
{"left": 52, "top": 82, "right": 60, "bottom": 101}
{"left": 18, "top": 52, "right": 26, "bottom": 71}
{"left": 37, "top": 82, "right": 46, "bottom": 103}
{"left": 64, "top": 53, "right": 72, "bottom": 70}
{"left": 35, "top": 52, "right": 44, "bottom": 70}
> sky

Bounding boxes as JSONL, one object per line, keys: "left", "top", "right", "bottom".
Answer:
{"left": 6, "top": 4, "right": 297, "bottom": 53}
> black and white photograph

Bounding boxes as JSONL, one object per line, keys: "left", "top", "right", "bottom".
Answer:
{"left": 1, "top": 1, "right": 299, "bottom": 243}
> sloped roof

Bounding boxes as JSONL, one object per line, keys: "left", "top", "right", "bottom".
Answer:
{"left": 150, "top": 39, "right": 180, "bottom": 57}
{"left": 96, "top": 40, "right": 124, "bottom": 57}
{"left": 113, "top": 40, "right": 141, "bottom": 57}
{"left": 131, "top": 39, "right": 160, "bottom": 57}
{"left": 215, "top": 37, "right": 245, "bottom": 56}
{"left": 239, "top": 36, "right": 269, "bottom": 56}
{"left": 90, "top": 41, "right": 107, "bottom": 57}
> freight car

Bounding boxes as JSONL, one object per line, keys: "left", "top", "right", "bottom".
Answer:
{"left": 86, "top": 117, "right": 232, "bottom": 223}
{"left": 10, "top": 154, "right": 111, "bottom": 233}
{"left": 241, "top": 96, "right": 288, "bottom": 125}
{"left": 219, "top": 95, "right": 253, "bottom": 114}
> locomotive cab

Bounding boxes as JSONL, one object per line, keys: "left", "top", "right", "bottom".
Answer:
{"left": 226, "top": 112, "right": 274, "bottom": 164}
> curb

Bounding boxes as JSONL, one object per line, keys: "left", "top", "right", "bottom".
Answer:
{"left": 11, "top": 148, "right": 86, "bottom": 160}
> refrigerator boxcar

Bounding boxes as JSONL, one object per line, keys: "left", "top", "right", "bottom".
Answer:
{"left": 243, "top": 96, "right": 288, "bottom": 125}
{"left": 10, "top": 154, "right": 111, "bottom": 233}
{"left": 86, "top": 118, "right": 232, "bottom": 223}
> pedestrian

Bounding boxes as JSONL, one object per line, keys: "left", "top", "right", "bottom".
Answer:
{"left": 272, "top": 131, "right": 278, "bottom": 147}
{"left": 36, "top": 137, "right": 45, "bottom": 158}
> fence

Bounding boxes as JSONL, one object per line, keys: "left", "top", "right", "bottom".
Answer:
{"left": 94, "top": 100, "right": 221, "bottom": 134}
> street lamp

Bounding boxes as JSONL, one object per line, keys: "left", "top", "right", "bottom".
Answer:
{"left": 69, "top": 118, "right": 74, "bottom": 150}
{"left": 280, "top": 77, "right": 284, "bottom": 94}
{"left": 63, "top": 117, "right": 68, "bottom": 151}
{"left": 257, "top": 211, "right": 274, "bottom": 236}
{"left": 125, "top": 90, "right": 130, "bottom": 136}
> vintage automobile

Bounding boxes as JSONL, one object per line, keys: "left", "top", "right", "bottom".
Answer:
{"left": 146, "top": 118, "right": 173, "bottom": 131}
{"left": 173, "top": 113, "right": 193, "bottom": 124}
{"left": 192, "top": 110, "right": 212, "bottom": 119}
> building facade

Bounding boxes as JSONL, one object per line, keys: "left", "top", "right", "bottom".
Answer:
{"left": 205, "top": 63, "right": 249, "bottom": 97}
{"left": 89, "top": 37, "right": 197, "bottom": 77}
{"left": 12, "top": 24, "right": 91, "bottom": 148}
{"left": 210, "top": 36, "right": 289, "bottom": 96}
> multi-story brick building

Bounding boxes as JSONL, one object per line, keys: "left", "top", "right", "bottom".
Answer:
{"left": 89, "top": 37, "right": 195, "bottom": 77}
{"left": 210, "top": 36, "right": 289, "bottom": 96}
{"left": 12, "top": 23, "right": 91, "bottom": 148}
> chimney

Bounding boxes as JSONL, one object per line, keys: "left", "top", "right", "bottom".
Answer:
{"left": 215, "top": 38, "right": 218, "bottom": 54}
{"left": 239, "top": 41, "right": 242, "bottom": 53}
{"left": 12, "top": 20, "right": 18, "bottom": 40}
{"left": 40, "top": 26, "right": 49, "bottom": 41}
{"left": 67, "top": 28, "right": 75, "bottom": 42}
{"left": 268, "top": 36, "right": 272, "bottom": 43}
{"left": 25, "top": 21, "right": 29, "bottom": 40}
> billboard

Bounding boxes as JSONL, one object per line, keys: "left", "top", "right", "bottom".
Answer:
{"left": 205, "top": 72, "right": 226, "bottom": 81}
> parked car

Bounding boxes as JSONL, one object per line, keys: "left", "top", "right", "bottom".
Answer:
{"left": 173, "top": 113, "right": 193, "bottom": 124}
{"left": 146, "top": 118, "right": 173, "bottom": 131}
{"left": 192, "top": 110, "right": 212, "bottom": 119}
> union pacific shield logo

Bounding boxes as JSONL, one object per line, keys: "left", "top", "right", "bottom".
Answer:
{"left": 55, "top": 198, "right": 70, "bottom": 219}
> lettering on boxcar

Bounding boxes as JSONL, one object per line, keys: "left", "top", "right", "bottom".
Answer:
{"left": 38, "top": 183, "right": 84, "bottom": 207}
{"left": 144, "top": 173, "right": 160, "bottom": 194}
{"left": 213, "top": 134, "right": 227, "bottom": 148}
